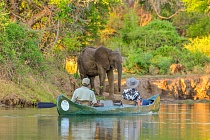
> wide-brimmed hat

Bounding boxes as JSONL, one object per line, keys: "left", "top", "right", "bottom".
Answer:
{"left": 82, "top": 78, "right": 90, "bottom": 85}
{"left": 126, "top": 77, "right": 139, "bottom": 88}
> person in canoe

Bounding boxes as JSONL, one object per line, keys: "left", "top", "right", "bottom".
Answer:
{"left": 71, "top": 78, "right": 103, "bottom": 107}
{"left": 122, "top": 77, "right": 142, "bottom": 106}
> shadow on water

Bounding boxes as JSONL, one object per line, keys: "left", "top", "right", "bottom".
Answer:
{"left": 57, "top": 114, "right": 160, "bottom": 140}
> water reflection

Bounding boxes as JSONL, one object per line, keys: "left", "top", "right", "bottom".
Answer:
{"left": 0, "top": 103, "right": 209, "bottom": 140}
{"left": 159, "top": 103, "right": 210, "bottom": 140}
{"left": 57, "top": 103, "right": 210, "bottom": 140}
{"left": 57, "top": 115, "right": 160, "bottom": 139}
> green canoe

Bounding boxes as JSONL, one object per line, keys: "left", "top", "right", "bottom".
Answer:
{"left": 56, "top": 94, "right": 160, "bottom": 115}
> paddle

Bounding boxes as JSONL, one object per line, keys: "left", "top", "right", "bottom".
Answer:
{"left": 37, "top": 102, "right": 56, "bottom": 108}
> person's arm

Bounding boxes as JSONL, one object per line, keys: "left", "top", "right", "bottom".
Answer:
{"left": 71, "top": 91, "right": 77, "bottom": 102}
{"left": 91, "top": 94, "right": 104, "bottom": 107}
{"left": 136, "top": 91, "right": 141, "bottom": 100}
{"left": 90, "top": 92, "right": 97, "bottom": 104}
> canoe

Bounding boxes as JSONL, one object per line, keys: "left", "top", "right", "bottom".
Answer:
{"left": 56, "top": 94, "right": 160, "bottom": 115}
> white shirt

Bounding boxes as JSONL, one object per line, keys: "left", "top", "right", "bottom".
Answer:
{"left": 71, "top": 86, "right": 97, "bottom": 104}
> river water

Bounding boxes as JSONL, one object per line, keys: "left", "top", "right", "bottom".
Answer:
{"left": 0, "top": 103, "right": 209, "bottom": 140}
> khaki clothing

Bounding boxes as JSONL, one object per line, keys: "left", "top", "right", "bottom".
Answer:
{"left": 71, "top": 86, "right": 97, "bottom": 104}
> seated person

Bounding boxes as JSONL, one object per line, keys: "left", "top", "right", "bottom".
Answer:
{"left": 71, "top": 78, "right": 103, "bottom": 107}
{"left": 122, "top": 77, "right": 141, "bottom": 106}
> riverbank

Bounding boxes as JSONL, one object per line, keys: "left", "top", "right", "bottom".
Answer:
{"left": 0, "top": 74, "right": 210, "bottom": 107}
{"left": 102, "top": 74, "right": 210, "bottom": 102}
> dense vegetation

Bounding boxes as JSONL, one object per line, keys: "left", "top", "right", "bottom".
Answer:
{"left": 0, "top": 0, "right": 210, "bottom": 106}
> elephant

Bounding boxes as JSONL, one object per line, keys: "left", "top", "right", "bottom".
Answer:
{"left": 77, "top": 46, "right": 122, "bottom": 98}
{"left": 170, "top": 64, "right": 186, "bottom": 75}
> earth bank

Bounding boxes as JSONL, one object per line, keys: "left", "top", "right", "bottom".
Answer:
{"left": 0, "top": 74, "right": 210, "bottom": 107}
{"left": 104, "top": 74, "right": 210, "bottom": 103}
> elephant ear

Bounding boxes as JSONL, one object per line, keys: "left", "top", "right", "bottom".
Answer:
{"left": 94, "top": 47, "right": 111, "bottom": 70}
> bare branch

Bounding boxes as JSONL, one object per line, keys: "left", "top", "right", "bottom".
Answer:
{"left": 9, "top": 0, "right": 19, "bottom": 21}
{"left": 26, "top": 6, "right": 51, "bottom": 27}
{"left": 10, "top": 12, "right": 26, "bottom": 22}
{"left": 149, "top": 0, "right": 185, "bottom": 20}
{"left": 52, "top": 20, "right": 60, "bottom": 50}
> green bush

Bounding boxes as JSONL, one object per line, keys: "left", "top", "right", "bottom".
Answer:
{"left": 187, "top": 16, "right": 210, "bottom": 38}
{"left": 124, "top": 48, "right": 153, "bottom": 74}
{"left": 118, "top": 19, "right": 189, "bottom": 75}
{"left": 105, "top": 9, "right": 210, "bottom": 75}
{"left": 179, "top": 49, "right": 210, "bottom": 71}
{"left": 119, "top": 19, "right": 188, "bottom": 53}
{"left": 151, "top": 55, "right": 173, "bottom": 74}
{"left": 172, "top": 12, "right": 210, "bottom": 38}
{"left": 0, "top": 14, "right": 44, "bottom": 81}
{"left": 0, "top": 22, "right": 43, "bottom": 69}
{"left": 152, "top": 45, "right": 182, "bottom": 63}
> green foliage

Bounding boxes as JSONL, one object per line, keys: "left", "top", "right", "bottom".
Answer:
{"left": 62, "top": 34, "right": 82, "bottom": 54}
{"left": 179, "top": 49, "right": 210, "bottom": 71}
{"left": 53, "top": 0, "right": 121, "bottom": 51}
{"left": 181, "top": 0, "right": 210, "bottom": 13}
{"left": 0, "top": 11, "right": 44, "bottom": 82}
{"left": 119, "top": 19, "right": 188, "bottom": 54}
{"left": 103, "top": 6, "right": 210, "bottom": 75}
{"left": 144, "top": 19, "right": 177, "bottom": 31}
{"left": 124, "top": 48, "right": 153, "bottom": 74}
{"left": 120, "top": 10, "right": 139, "bottom": 38}
{"left": 108, "top": 18, "right": 189, "bottom": 74}
{"left": 0, "top": 3, "right": 8, "bottom": 27}
{"left": 140, "top": 20, "right": 188, "bottom": 50}
{"left": 173, "top": 12, "right": 210, "bottom": 38}
{"left": 186, "top": 16, "right": 210, "bottom": 38}
{"left": 1, "top": 22, "right": 43, "bottom": 68}
{"left": 152, "top": 45, "right": 182, "bottom": 62}
{"left": 151, "top": 55, "right": 173, "bottom": 74}
{"left": 124, "top": 46, "right": 174, "bottom": 75}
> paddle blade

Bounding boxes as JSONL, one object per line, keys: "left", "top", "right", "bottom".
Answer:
{"left": 37, "top": 102, "right": 56, "bottom": 108}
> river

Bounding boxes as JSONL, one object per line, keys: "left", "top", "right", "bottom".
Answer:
{"left": 0, "top": 103, "right": 209, "bottom": 140}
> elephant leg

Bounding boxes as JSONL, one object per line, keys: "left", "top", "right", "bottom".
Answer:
{"left": 89, "top": 76, "right": 97, "bottom": 94}
{"left": 98, "top": 72, "right": 106, "bottom": 96}
{"left": 107, "top": 68, "right": 114, "bottom": 98}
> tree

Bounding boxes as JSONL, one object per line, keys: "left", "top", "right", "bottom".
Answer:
{"left": 148, "top": 0, "right": 185, "bottom": 19}
{"left": 4, "top": 0, "right": 121, "bottom": 55}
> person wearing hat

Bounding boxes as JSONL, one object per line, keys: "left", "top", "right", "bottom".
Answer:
{"left": 71, "top": 78, "right": 98, "bottom": 106}
{"left": 122, "top": 77, "right": 141, "bottom": 106}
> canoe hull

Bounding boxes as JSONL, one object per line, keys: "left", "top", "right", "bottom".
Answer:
{"left": 56, "top": 94, "right": 160, "bottom": 115}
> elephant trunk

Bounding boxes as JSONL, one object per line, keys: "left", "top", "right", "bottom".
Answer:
{"left": 117, "top": 63, "right": 122, "bottom": 92}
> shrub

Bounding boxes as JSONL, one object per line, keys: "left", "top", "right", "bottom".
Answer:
{"left": 172, "top": 12, "right": 210, "bottom": 38}
{"left": 0, "top": 16, "right": 44, "bottom": 81}
{"left": 179, "top": 49, "right": 210, "bottom": 71}
{"left": 187, "top": 16, "right": 210, "bottom": 38}
{"left": 120, "top": 19, "right": 188, "bottom": 53}
{"left": 0, "top": 22, "right": 43, "bottom": 69}
{"left": 151, "top": 55, "right": 173, "bottom": 74}
{"left": 113, "top": 19, "right": 190, "bottom": 75}
{"left": 124, "top": 48, "right": 153, "bottom": 74}
{"left": 184, "top": 35, "right": 210, "bottom": 56}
